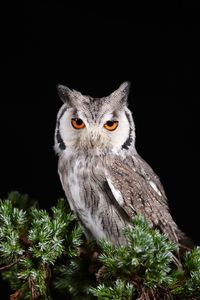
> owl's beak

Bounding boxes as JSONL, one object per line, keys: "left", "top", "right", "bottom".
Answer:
{"left": 87, "top": 130, "right": 101, "bottom": 148}
{"left": 89, "top": 133, "right": 97, "bottom": 148}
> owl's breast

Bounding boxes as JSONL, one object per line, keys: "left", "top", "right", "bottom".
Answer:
{"left": 62, "top": 155, "right": 107, "bottom": 241}
{"left": 58, "top": 154, "right": 128, "bottom": 245}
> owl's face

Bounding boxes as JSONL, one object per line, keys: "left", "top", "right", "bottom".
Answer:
{"left": 55, "top": 82, "right": 135, "bottom": 155}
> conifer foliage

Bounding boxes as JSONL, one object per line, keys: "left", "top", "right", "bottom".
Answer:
{"left": 0, "top": 192, "right": 200, "bottom": 299}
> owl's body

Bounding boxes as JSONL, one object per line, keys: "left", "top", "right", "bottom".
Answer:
{"left": 54, "top": 82, "right": 190, "bottom": 250}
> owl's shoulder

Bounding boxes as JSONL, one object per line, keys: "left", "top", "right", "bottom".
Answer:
{"left": 104, "top": 151, "right": 168, "bottom": 205}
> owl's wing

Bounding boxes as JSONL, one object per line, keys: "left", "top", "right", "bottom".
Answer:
{"left": 105, "top": 155, "right": 179, "bottom": 244}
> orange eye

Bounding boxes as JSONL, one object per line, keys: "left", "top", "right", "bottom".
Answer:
{"left": 71, "top": 118, "right": 85, "bottom": 129}
{"left": 104, "top": 120, "right": 118, "bottom": 131}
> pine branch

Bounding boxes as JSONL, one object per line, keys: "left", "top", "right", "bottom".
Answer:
{"left": 0, "top": 192, "right": 200, "bottom": 300}
{"left": 0, "top": 192, "right": 83, "bottom": 299}
{"left": 0, "top": 257, "right": 21, "bottom": 271}
{"left": 90, "top": 216, "right": 200, "bottom": 300}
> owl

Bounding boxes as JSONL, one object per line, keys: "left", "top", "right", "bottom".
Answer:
{"left": 54, "top": 82, "right": 191, "bottom": 251}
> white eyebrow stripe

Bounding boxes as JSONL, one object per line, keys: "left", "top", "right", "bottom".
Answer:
{"left": 100, "top": 113, "right": 117, "bottom": 125}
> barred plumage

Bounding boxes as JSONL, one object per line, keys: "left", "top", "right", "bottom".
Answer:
{"left": 54, "top": 82, "right": 191, "bottom": 251}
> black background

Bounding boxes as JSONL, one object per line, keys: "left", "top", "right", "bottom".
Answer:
{"left": 1, "top": 2, "right": 200, "bottom": 298}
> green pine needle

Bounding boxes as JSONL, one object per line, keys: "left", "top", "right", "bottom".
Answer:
{"left": 90, "top": 279, "right": 135, "bottom": 299}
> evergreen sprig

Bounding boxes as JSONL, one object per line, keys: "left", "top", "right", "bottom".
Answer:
{"left": 0, "top": 192, "right": 83, "bottom": 299}
{"left": 98, "top": 215, "right": 176, "bottom": 285}
{"left": 171, "top": 246, "right": 200, "bottom": 298}
{"left": 0, "top": 197, "right": 27, "bottom": 262}
{"left": 90, "top": 216, "right": 175, "bottom": 299}
{"left": 90, "top": 279, "right": 135, "bottom": 300}
{"left": 0, "top": 192, "right": 200, "bottom": 300}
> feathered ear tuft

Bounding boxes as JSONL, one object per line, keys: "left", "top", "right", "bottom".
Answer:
{"left": 56, "top": 84, "right": 82, "bottom": 105}
{"left": 57, "top": 84, "right": 71, "bottom": 103}
{"left": 109, "top": 81, "right": 131, "bottom": 106}
{"left": 117, "top": 81, "right": 131, "bottom": 98}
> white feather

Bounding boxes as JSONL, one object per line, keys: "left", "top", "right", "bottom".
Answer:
{"left": 106, "top": 176, "right": 124, "bottom": 206}
{"left": 149, "top": 180, "right": 162, "bottom": 196}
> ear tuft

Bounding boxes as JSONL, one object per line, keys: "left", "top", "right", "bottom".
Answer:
{"left": 117, "top": 81, "right": 131, "bottom": 97}
{"left": 56, "top": 84, "right": 72, "bottom": 103}
{"left": 109, "top": 81, "right": 131, "bottom": 105}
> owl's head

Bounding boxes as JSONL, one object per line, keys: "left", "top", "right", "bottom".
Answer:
{"left": 54, "top": 82, "right": 136, "bottom": 156}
